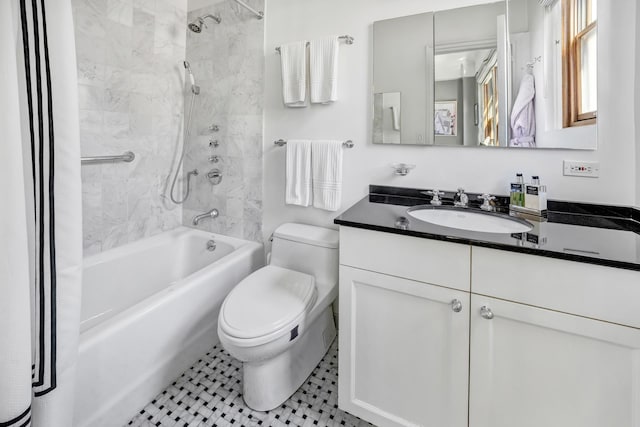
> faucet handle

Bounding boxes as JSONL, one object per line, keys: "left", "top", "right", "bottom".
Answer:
{"left": 427, "top": 189, "right": 444, "bottom": 206}
{"left": 478, "top": 193, "right": 496, "bottom": 211}
{"left": 478, "top": 193, "right": 496, "bottom": 201}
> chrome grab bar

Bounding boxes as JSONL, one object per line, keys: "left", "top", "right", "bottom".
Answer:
{"left": 274, "top": 139, "right": 354, "bottom": 148}
{"left": 81, "top": 151, "right": 135, "bottom": 165}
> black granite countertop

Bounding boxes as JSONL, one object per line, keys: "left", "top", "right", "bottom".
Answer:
{"left": 334, "top": 185, "right": 640, "bottom": 271}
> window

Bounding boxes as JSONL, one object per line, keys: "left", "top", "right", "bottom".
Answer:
{"left": 562, "top": 0, "right": 597, "bottom": 127}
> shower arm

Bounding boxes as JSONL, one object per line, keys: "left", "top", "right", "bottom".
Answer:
{"left": 232, "top": 0, "right": 264, "bottom": 19}
{"left": 201, "top": 13, "right": 221, "bottom": 25}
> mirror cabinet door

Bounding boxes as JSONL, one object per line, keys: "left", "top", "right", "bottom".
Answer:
{"left": 373, "top": 12, "right": 434, "bottom": 145}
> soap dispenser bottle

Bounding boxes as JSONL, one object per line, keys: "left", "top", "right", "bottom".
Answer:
{"left": 524, "top": 175, "right": 547, "bottom": 212}
{"left": 510, "top": 173, "right": 525, "bottom": 207}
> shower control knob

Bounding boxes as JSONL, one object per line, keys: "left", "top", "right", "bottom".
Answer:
{"left": 209, "top": 139, "right": 219, "bottom": 148}
{"left": 209, "top": 124, "right": 220, "bottom": 132}
{"left": 208, "top": 155, "right": 220, "bottom": 163}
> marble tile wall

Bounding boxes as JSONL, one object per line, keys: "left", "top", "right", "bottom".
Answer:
{"left": 182, "top": 0, "right": 264, "bottom": 242}
{"left": 72, "top": 0, "right": 188, "bottom": 255}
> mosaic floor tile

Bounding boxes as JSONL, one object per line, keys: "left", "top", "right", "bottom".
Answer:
{"left": 127, "top": 341, "right": 375, "bottom": 427}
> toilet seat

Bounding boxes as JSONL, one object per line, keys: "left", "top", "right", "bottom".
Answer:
{"left": 219, "top": 266, "right": 317, "bottom": 346}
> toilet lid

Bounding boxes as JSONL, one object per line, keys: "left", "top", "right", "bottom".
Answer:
{"left": 220, "top": 266, "right": 317, "bottom": 340}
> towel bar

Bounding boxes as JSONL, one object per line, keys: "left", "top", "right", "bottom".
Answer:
{"left": 274, "top": 139, "right": 354, "bottom": 148}
{"left": 275, "top": 35, "right": 354, "bottom": 53}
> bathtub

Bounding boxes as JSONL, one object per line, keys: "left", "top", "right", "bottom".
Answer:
{"left": 73, "top": 227, "right": 264, "bottom": 427}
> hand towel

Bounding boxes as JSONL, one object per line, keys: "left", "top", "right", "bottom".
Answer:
{"left": 279, "top": 41, "right": 308, "bottom": 107}
{"left": 311, "top": 140, "right": 343, "bottom": 211}
{"left": 285, "top": 140, "right": 312, "bottom": 206}
{"left": 309, "top": 37, "right": 340, "bottom": 104}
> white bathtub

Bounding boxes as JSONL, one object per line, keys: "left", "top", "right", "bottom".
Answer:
{"left": 73, "top": 227, "right": 264, "bottom": 427}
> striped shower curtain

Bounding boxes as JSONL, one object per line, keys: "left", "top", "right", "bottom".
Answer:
{"left": 1, "top": 0, "right": 82, "bottom": 426}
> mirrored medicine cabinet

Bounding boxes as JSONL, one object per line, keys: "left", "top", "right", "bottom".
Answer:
{"left": 372, "top": 0, "right": 598, "bottom": 150}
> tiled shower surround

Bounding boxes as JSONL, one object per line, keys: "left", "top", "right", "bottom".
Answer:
{"left": 182, "top": 0, "right": 265, "bottom": 242}
{"left": 72, "top": 0, "right": 187, "bottom": 254}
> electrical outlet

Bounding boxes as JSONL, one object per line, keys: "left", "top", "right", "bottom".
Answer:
{"left": 563, "top": 160, "right": 600, "bottom": 178}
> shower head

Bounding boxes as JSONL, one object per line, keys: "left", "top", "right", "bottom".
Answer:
{"left": 183, "top": 61, "right": 200, "bottom": 95}
{"left": 188, "top": 14, "right": 222, "bottom": 33}
{"left": 188, "top": 21, "right": 202, "bottom": 33}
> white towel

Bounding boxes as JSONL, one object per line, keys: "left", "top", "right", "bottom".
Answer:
{"left": 311, "top": 140, "right": 343, "bottom": 211}
{"left": 285, "top": 140, "right": 312, "bottom": 206}
{"left": 279, "top": 41, "right": 308, "bottom": 107}
{"left": 309, "top": 37, "right": 340, "bottom": 104}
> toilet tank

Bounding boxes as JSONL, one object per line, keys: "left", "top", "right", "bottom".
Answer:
{"left": 270, "top": 223, "right": 339, "bottom": 286}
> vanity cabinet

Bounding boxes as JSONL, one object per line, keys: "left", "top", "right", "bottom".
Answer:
{"left": 338, "top": 266, "right": 470, "bottom": 427}
{"left": 338, "top": 227, "right": 640, "bottom": 427}
{"left": 470, "top": 246, "right": 640, "bottom": 427}
{"left": 469, "top": 295, "right": 640, "bottom": 427}
{"left": 338, "top": 227, "right": 471, "bottom": 427}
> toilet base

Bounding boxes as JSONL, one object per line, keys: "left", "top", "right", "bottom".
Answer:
{"left": 242, "top": 306, "right": 337, "bottom": 411}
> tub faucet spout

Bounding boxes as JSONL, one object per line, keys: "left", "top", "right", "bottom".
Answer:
{"left": 193, "top": 208, "right": 219, "bottom": 225}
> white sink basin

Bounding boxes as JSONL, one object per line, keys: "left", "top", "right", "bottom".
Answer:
{"left": 407, "top": 207, "right": 533, "bottom": 234}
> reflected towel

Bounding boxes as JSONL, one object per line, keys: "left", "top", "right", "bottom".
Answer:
{"left": 309, "top": 37, "right": 339, "bottom": 104}
{"left": 510, "top": 73, "right": 536, "bottom": 148}
{"left": 285, "top": 140, "right": 312, "bottom": 206}
{"left": 312, "top": 140, "right": 343, "bottom": 211}
{"left": 279, "top": 41, "right": 308, "bottom": 107}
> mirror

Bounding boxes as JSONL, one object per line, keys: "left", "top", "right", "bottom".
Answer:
{"left": 372, "top": 0, "right": 598, "bottom": 149}
{"left": 372, "top": 12, "right": 434, "bottom": 145}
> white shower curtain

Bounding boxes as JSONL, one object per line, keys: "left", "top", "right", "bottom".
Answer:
{"left": 0, "top": 1, "right": 82, "bottom": 426}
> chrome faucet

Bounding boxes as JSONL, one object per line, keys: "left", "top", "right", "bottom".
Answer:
{"left": 453, "top": 188, "right": 469, "bottom": 207}
{"left": 427, "top": 189, "right": 444, "bottom": 206}
{"left": 478, "top": 194, "right": 497, "bottom": 212}
{"left": 193, "top": 208, "right": 219, "bottom": 225}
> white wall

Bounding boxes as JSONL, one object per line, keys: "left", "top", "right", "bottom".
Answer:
{"left": 263, "top": 0, "right": 637, "bottom": 240}
{"left": 637, "top": 1, "right": 640, "bottom": 209}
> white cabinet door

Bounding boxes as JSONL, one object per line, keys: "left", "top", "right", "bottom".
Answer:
{"left": 338, "top": 265, "right": 470, "bottom": 427}
{"left": 470, "top": 295, "right": 640, "bottom": 427}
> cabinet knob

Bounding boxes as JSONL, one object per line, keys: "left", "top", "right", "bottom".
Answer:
{"left": 451, "top": 299, "right": 463, "bottom": 313}
{"left": 480, "top": 306, "right": 494, "bottom": 320}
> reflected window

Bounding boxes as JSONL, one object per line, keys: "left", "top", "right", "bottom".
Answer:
{"left": 562, "top": 0, "right": 597, "bottom": 127}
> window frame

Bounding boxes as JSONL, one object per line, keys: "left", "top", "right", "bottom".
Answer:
{"left": 562, "top": 0, "right": 597, "bottom": 128}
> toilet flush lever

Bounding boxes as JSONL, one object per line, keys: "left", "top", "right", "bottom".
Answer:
{"left": 451, "top": 299, "right": 463, "bottom": 313}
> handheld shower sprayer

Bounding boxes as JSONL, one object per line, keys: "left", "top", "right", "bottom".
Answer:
{"left": 183, "top": 61, "right": 200, "bottom": 95}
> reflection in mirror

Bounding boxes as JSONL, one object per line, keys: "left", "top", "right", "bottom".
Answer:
{"left": 373, "top": 92, "right": 401, "bottom": 144}
{"left": 508, "top": 0, "right": 597, "bottom": 149}
{"left": 372, "top": 12, "right": 434, "bottom": 145}
{"left": 434, "top": 1, "right": 511, "bottom": 147}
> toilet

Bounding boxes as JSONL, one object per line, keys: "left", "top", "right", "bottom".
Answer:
{"left": 217, "top": 223, "right": 339, "bottom": 411}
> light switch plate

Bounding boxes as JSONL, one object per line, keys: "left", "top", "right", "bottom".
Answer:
{"left": 563, "top": 160, "right": 600, "bottom": 178}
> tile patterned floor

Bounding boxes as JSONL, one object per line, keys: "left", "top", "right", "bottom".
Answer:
{"left": 127, "top": 341, "right": 375, "bottom": 427}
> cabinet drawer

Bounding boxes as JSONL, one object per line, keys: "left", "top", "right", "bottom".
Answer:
{"left": 339, "top": 226, "right": 471, "bottom": 291}
{"left": 472, "top": 246, "right": 640, "bottom": 328}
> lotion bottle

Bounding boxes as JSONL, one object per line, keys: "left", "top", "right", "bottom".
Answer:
{"left": 510, "top": 173, "right": 525, "bottom": 207}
